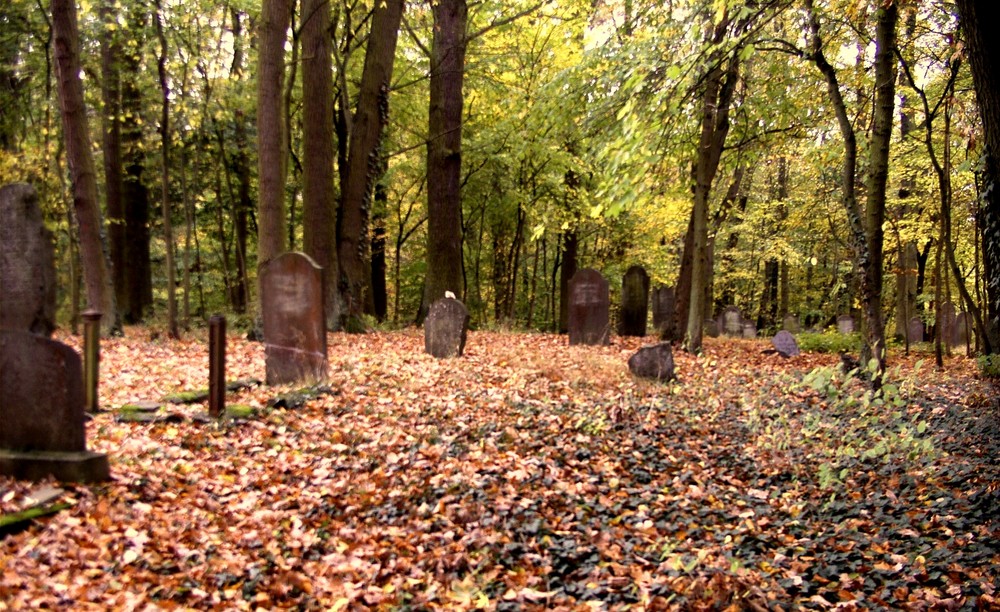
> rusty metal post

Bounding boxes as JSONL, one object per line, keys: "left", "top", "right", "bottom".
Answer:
{"left": 82, "top": 310, "right": 102, "bottom": 413}
{"left": 208, "top": 315, "right": 226, "bottom": 418}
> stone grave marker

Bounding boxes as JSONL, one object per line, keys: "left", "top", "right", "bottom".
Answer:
{"left": 651, "top": 286, "right": 676, "bottom": 338}
{"left": 703, "top": 319, "right": 720, "bottom": 338}
{"left": 0, "top": 183, "right": 109, "bottom": 482}
{"left": 619, "top": 265, "right": 649, "bottom": 337}
{"left": 907, "top": 317, "right": 924, "bottom": 343}
{"left": 424, "top": 297, "right": 470, "bottom": 358}
{"left": 260, "top": 252, "right": 328, "bottom": 385}
{"left": 782, "top": 314, "right": 801, "bottom": 334}
{"left": 627, "top": 343, "right": 675, "bottom": 382}
{"left": 837, "top": 315, "right": 855, "bottom": 334}
{"left": 938, "top": 302, "right": 957, "bottom": 348}
{"left": 742, "top": 321, "right": 757, "bottom": 339}
{"left": 720, "top": 306, "right": 742, "bottom": 336}
{"left": 568, "top": 269, "right": 610, "bottom": 345}
{"left": 772, "top": 330, "right": 800, "bottom": 357}
{"left": 0, "top": 183, "right": 56, "bottom": 336}
{"left": 954, "top": 312, "right": 971, "bottom": 347}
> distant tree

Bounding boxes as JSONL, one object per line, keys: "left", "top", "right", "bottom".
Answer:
{"left": 51, "top": 0, "right": 119, "bottom": 334}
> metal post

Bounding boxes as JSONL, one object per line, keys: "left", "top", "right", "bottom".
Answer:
{"left": 208, "top": 315, "right": 226, "bottom": 418}
{"left": 82, "top": 310, "right": 102, "bottom": 413}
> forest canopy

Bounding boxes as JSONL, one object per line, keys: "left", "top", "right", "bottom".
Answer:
{"left": 1, "top": 0, "right": 996, "bottom": 361}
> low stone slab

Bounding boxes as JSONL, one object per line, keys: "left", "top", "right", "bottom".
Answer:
{"left": 771, "top": 330, "right": 800, "bottom": 358}
{"left": 424, "top": 297, "right": 470, "bottom": 358}
{"left": 627, "top": 343, "right": 676, "bottom": 382}
{"left": 0, "top": 450, "right": 109, "bottom": 483}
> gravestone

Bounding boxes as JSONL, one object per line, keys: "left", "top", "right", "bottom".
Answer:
{"left": 742, "top": 321, "right": 757, "bottom": 339}
{"left": 424, "top": 297, "right": 470, "bottom": 358}
{"left": 954, "top": 312, "right": 971, "bottom": 347}
{"left": 837, "top": 315, "right": 855, "bottom": 334}
{"left": 772, "top": 330, "right": 800, "bottom": 357}
{"left": 907, "top": 317, "right": 924, "bottom": 343}
{"left": 651, "top": 286, "right": 676, "bottom": 338}
{"left": 0, "top": 183, "right": 109, "bottom": 483}
{"left": 260, "top": 252, "right": 328, "bottom": 385}
{"left": 703, "top": 319, "right": 720, "bottom": 338}
{"left": 720, "top": 306, "right": 742, "bottom": 336}
{"left": 782, "top": 314, "right": 801, "bottom": 334}
{"left": 619, "top": 265, "right": 649, "bottom": 337}
{"left": 568, "top": 269, "right": 610, "bottom": 346}
{"left": 0, "top": 183, "right": 56, "bottom": 336}
{"left": 938, "top": 302, "right": 957, "bottom": 348}
{"left": 627, "top": 343, "right": 675, "bottom": 382}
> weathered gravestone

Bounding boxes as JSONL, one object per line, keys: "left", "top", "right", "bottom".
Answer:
{"left": 627, "top": 343, "right": 676, "bottom": 382}
{"left": 260, "top": 252, "right": 328, "bottom": 385}
{"left": 568, "top": 269, "right": 610, "bottom": 345}
{"left": 619, "top": 266, "right": 649, "bottom": 337}
{"left": 837, "top": 315, "right": 855, "bottom": 334}
{"left": 742, "top": 321, "right": 757, "bottom": 339}
{"left": 0, "top": 183, "right": 56, "bottom": 336}
{"left": 651, "top": 286, "right": 676, "bottom": 338}
{"left": 772, "top": 330, "right": 800, "bottom": 357}
{"left": 424, "top": 297, "right": 470, "bottom": 358}
{"left": 720, "top": 306, "right": 742, "bottom": 336}
{"left": 938, "top": 302, "right": 957, "bottom": 348}
{"left": 703, "top": 319, "right": 720, "bottom": 338}
{"left": 0, "top": 183, "right": 109, "bottom": 483}
{"left": 782, "top": 314, "right": 801, "bottom": 334}
{"left": 954, "top": 312, "right": 972, "bottom": 347}
{"left": 907, "top": 317, "right": 924, "bottom": 343}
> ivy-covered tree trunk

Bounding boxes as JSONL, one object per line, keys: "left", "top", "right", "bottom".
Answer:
{"left": 339, "top": 0, "right": 404, "bottom": 330}
{"left": 301, "top": 0, "right": 340, "bottom": 328}
{"left": 956, "top": 0, "right": 1000, "bottom": 354}
{"left": 257, "top": 0, "right": 290, "bottom": 268}
{"left": 52, "top": 0, "right": 119, "bottom": 335}
{"left": 421, "top": 0, "right": 467, "bottom": 321}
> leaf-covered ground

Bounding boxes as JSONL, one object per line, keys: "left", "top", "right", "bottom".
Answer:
{"left": 2, "top": 329, "right": 998, "bottom": 610}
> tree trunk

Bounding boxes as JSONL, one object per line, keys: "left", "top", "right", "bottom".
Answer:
{"left": 99, "top": 0, "right": 126, "bottom": 317}
{"left": 339, "top": 0, "right": 405, "bottom": 330}
{"left": 154, "top": 0, "right": 178, "bottom": 339}
{"left": 257, "top": 0, "right": 290, "bottom": 268}
{"left": 371, "top": 166, "right": 389, "bottom": 322}
{"left": 301, "top": 0, "right": 340, "bottom": 328}
{"left": 558, "top": 229, "right": 577, "bottom": 333}
{"left": 956, "top": 0, "right": 1000, "bottom": 354}
{"left": 421, "top": 0, "right": 467, "bottom": 322}
{"left": 52, "top": 0, "right": 119, "bottom": 334}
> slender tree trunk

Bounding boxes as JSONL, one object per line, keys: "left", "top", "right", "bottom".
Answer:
{"left": 257, "top": 0, "right": 290, "bottom": 267}
{"left": 339, "top": 0, "right": 405, "bottom": 329}
{"left": 371, "top": 167, "right": 389, "bottom": 322}
{"left": 421, "top": 0, "right": 467, "bottom": 322}
{"left": 558, "top": 229, "right": 577, "bottom": 333}
{"left": 301, "top": 0, "right": 340, "bottom": 328}
{"left": 99, "top": 0, "right": 125, "bottom": 315}
{"left": 52, "top": 0, "right": 119, "bottom": 334}
{"left": 153, "top": 0, "right": 177, "bottom": 338}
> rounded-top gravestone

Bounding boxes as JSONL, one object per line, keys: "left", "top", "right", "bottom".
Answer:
{"left": 772, "top": 330, "right": 800, "bottom": 357}
{"left": 424, "top": 297, "right": 470, "bottom": 358}
{"left": 568, "top": 269, "right": 610, "bottom": 346}
{"left": 619, "top": 265, "right": 649, "bottom": 337}
{"left": 0, "top": 183, "right": 56, "bottom": 336}
{"left": 260, "top": 252, "right": 328, "bottom": 385}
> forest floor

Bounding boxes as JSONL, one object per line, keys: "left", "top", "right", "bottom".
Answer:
{"left": 1, "top": 328, "right": 999, "bottom": 610}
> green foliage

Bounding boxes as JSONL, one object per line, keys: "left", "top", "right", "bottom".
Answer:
{"left": 796, "top": 330, "right": 863, "bottom": 354}
{"left": 976, "top": 354, "right": 1000, "bottom": 378}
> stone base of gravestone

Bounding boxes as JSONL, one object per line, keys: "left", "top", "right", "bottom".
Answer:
{"left": 0, "top": 330, "right": 109, "bottom": 482}
{"left": 260, "top": 252, "right": 328, "bottom": 385}
{"left": 424, "top": 297, "right": 470, "bottom": 358}
{"left": 0, "top": 450, "right": 110, "bottom": 483}
{"left": 771, "top": 330, "right": 800, "bottom": 357}
{"left": 627, "top": 343, "right": 676, "bottom": 381}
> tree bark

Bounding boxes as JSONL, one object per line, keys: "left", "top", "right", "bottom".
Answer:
{"left": 257, "top": 0, "right": 290, "bottom": 267}
{"left": 51, "top": 0, "right": 119, "bottom": 334}
{"left": 338, "top": 0, "right": 404, "bottom": 330}
{"left": 154, "top": 0, "right": 178, "bottom": 339}
{"left": 99, "top": 0, "right": 126, "bottom": 317}
{"left": 956, "top": 0, "right": 1000, "bottom": 354}
{"left": 301, "top": 0, "right": 340, "bottom": 328}
{"left": 421, "top": 0, "right": 467, "bottom": 322}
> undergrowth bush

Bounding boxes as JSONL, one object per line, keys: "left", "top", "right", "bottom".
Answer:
{"left": 796, "top": 330, "right": 863, "bottom": 354}
{"left": 977, "top": 353, "right": 1000, "bottom": 378}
